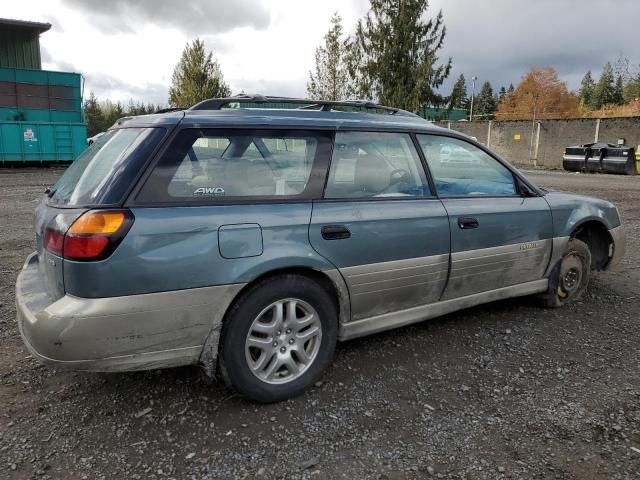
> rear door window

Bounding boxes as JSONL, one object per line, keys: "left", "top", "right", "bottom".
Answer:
{"left": 137, "top": 129, "right": 331, "bottom": 203}
{"left": 324, "top": 131, "right": 431, "bottom": 198}
{"left": 48, "top": 127, "right": 165, "bottom": 206}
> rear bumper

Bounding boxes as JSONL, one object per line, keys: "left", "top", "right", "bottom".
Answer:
{"left": 16, "top": 252, "right": 243, "bottom": 372}
{"left": 607, "top": 225, "right": 626, "bottom": 270}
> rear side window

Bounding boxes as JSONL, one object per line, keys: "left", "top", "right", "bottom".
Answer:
{"left": 49, "top": 127, "right": 165, "bottom": 206}
{"left": 137, "top": 129, "right": 331, "bottom": 203}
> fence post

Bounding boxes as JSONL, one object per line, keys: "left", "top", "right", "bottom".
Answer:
{"left": 533, "top": 121, "right": 541, "bottom": 166}
{"left": 487, "top": 120, "right": 492, "bottom": 148}
{"left": 447, "top": 121, "right": 451, "bottom": 130}
{"left": 594, "top": 118, "right": 601, "bottom": 143}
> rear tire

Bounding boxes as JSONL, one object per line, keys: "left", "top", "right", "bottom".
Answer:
{"left": 218, "top": 274, "right": 337, "bottom": 403}
{"left": 539, "top": 238, "right": 591, "bottom": 308}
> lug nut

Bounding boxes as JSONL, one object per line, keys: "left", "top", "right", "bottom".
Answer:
{"left": 286, "top": 328, "right": 292, "bottom": 334}
{"left": 280, "top": 347, "right": 286, "bottom": 353}
{"left": 272, "top": 342, "right": 278, "bottom": 347}
{"left": 288, "top": 339, "right": 295, "bottom": 345}
{"left": 276, "top": 330, "right": 281, "bottom": 336}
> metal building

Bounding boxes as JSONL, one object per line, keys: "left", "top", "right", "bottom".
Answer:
{"left": 418, "top": 105, "right": 468, "bottom": 122}
{"left": 0, "top": 18, "right": 86, "bottom": 163}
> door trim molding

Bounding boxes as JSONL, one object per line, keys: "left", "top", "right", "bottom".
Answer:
{"left": 339, "top": 278, "right": 548, "bottom": 340}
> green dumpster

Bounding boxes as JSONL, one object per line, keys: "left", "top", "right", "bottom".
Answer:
{"left": 0, "top": 66, "right": 86, "bottom": 163}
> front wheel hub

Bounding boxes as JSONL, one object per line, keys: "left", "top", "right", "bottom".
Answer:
{"left": 558, "top": 254, "right": 584, "bottom": 298}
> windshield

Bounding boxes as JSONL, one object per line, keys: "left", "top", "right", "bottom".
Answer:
{"left": 49, "top": 127, "right": 165, "bottom": 206}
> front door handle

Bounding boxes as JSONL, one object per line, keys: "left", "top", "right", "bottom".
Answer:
{"left": 458, "top": 216, "right": 479, "bottom": 229}
{"left": 321, "top": 225, "right": 351, "bottom": 240}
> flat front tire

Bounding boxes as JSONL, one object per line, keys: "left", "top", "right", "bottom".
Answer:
{"left": 218, "top": 274, "right": 337, "bottom": 402}
{"left": 540, "top": 238, "right": 592, "bottom": 308}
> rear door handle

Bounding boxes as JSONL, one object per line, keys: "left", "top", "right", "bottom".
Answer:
{"left": 321, "top": 225, "right": 351, "bottom": 240}
{"left": 458, "top": 216, "right": 479, "bottom": 229}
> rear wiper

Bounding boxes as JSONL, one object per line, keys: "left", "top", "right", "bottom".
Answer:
{"left": 45, "top": 187, "right": 56, "bottom": 198}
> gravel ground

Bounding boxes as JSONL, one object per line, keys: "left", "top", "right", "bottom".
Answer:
{"left": 0, "top": 167, "right": 639, "bottom": 480}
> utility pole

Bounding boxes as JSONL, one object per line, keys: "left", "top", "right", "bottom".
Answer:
{"left": 469, "top": 76, "right": 477, "bottom": 121}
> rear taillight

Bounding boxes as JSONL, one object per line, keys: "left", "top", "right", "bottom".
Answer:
{"left": 44, "top": 210, "right": 134, "bottom": 261}
{"left": 43, "top": 228, "right": 64, "bottom": 256}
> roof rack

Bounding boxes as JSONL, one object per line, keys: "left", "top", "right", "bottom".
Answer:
{"left": 154, "top": 107, "right": 185, "bottom": 114}
{"left": 189, "top": 94, "right": 402, "bottom": 114}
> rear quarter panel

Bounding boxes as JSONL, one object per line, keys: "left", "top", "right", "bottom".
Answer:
{"left": 63, "top": 203, "right": 334, "bottom": 298}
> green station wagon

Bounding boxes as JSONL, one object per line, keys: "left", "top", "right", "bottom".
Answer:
{"left": 16, "top": 95, "right": 625, "bottom": 402}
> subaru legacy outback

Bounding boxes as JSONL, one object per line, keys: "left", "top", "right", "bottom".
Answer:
{"left": 16, "top": 95, "right": 625, "bottom": 402}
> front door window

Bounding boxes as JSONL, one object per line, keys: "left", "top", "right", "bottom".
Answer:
{"left": 417, "top": 135, "right": 516, "bottom": 197}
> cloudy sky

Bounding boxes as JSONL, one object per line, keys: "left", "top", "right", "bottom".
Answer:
{"left": 1, "top": 0, "right": 638, "bottom": 106}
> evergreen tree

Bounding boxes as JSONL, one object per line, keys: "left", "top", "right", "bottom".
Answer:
{"left": 592, "top": 62, "right": 616, "bottom": 109}
{"left": 307, "top": 12, "right": 349, "bottom": 100}
{"left": 169, "top": 39, "right": 231, "bottom": 108}
{"left": 474, "top": 81, "right": 497, "bottom": 119}
{"left": 613, "top": 75, "right": 625, "bottom": 105}
{"left": 127, "top": 99, "right": 137, "bottom": 116}
{"left": 83, "top": 91, "right": 106, "bottom": 137}
{"left": 103, "top": 101, "right": 125, "bottom": 127}
{"left": 498, "top": 86, "right": 507, "bottom": 101}
{"left": 507, "top": 83, "right": 515, "bottom": 94}
{"left": 578, "top": 70, "right": 595, "bottom": 107}
{"left": 346, "top": 0, "right": 451, "bottom": 111}
{"left": 448, "top": 74, "right": 468, "bottom": 110}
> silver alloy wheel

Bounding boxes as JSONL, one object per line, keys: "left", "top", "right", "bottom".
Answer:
{"left": 244, "top": 298, "right": 322, "bottom": 384}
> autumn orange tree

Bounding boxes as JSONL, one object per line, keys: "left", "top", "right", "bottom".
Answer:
{"left": 496, "top": 67, "right": 579, "bottom": 120}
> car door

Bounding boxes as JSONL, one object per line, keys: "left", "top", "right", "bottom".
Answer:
{"left": 309, "top": 131, "right": 451, "bottom": 321}
{"left": 416, "top": 134, "right": 553, "bottom": 300}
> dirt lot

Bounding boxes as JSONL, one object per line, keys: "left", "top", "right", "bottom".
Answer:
{"left": 0, "top": 168, "right": 639, "bottom": 480}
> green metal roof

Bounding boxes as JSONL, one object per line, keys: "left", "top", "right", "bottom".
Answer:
{"left": 0, "top": 18, "right": 51, "bottom": 70}
{"left": 0, "top": 18, "right": 51, "bottom": 34}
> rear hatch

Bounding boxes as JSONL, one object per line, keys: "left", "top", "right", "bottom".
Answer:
{"left": 35, "top": 126, "right": 167, "bottom": 300}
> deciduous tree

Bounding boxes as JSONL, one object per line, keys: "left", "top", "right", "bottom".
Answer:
{"left": 623, "top": 70, "right": 640, "bottom": 102}
{"left": 496, "top": 67, "right": 578, "bottom": 120}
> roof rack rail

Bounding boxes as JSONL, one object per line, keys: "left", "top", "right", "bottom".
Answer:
{"left": 154, "top": 107, "right": 184, "bottom": 114}
{"left": 189, "top": 94, "right": 402, "bottom": 114}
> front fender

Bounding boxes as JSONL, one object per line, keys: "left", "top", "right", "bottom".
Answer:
{"left": 543, "top": 191, "right": 620, "bottom": 237}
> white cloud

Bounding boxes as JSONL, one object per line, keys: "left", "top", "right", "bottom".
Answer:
{"left": 2, "top": 0, "right": 638, "bottom": 106}
{"left": 1, "top": 0, "right": 367, "bottom": 105}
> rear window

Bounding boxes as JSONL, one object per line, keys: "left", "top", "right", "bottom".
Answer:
{"left": 136, "top": 129, "right": 331, "bottom": 203}
{"left": 48, "top": 127, "right": 165, "bottom": 206}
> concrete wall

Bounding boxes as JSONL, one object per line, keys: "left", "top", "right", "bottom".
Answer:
{"left": 436, "top": 117, "right": 640, "bottom": 168}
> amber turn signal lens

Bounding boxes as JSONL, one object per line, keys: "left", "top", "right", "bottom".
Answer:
{"left": 68, "top": 211, "right": 126, "bottom": 235}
